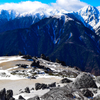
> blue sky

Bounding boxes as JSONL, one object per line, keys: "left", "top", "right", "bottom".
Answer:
{"left": 0, "top": 0, "right": 99, "bottom": 13}
{"left": 80, "top": 0, "right": 100, "bottom": 7}
{"left": 0, "top": 0, "right": 99, "bottom": 7}
{"left": 0, "top": 0, "right": 55, "bottom": 4}
{"left": 0, "top": 0, "right": 100, "bottom": 7}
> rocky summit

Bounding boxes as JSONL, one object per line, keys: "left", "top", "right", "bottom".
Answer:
{"left": 0, "top": 56, "right": 100, "bottom": 100}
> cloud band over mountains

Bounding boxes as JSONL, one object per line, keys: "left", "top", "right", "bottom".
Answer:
{"left": 0, "top": 0, "right": 91, "bottom": 13}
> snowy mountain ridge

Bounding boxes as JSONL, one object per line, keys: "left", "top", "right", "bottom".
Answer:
{"left": 0, "top": 9, "right": 19, "bottom": 21}
{"left": 0, "top": 8, "right": 68, "bottom": 21}
{"left": 0, "top": 5, "right": 100, "bottom": 35}
{"left": 77, "top": 5, "right": 100, "bottom": 33}
{"left": 0, "top": 6, "right": 100, "bottom": 75}
{"left": 78, "top": 5, "right": 99, "bottom": 26}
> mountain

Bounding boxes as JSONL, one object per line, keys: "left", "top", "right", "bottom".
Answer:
{"left": 0, "top": 5, "right": 100, "bottom": 34}
{"left": 77, "top": 5, "right": 100, "bottom": 35}
{"left": 0, "top": 14, "right": 100, "bottom": 75}
{"left": 0, "top": 5, "right": 100, "bottom": 75}
{"left": 78, "top": 6, "right": 99, "bottom": 27}
{"left": 0, "top": 8, "right": 68, "bottom": 33}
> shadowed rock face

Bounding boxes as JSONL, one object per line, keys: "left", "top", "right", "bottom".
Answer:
{"left": 0, "top": 88, "right": 6, "bottom": 100}
{"left": 0, "top": 88, "right": 15, "bottom": 100}
{"left": 60, "top": 78, "right": 72, "bottom": 83}
{"left": 41, "top": 87, "right": 74, "bottom": 100}
{"left": 73, "top": 73, "right": 97, "bottom": 89}
{"left": 18, "top": 95, "right": 25, "bottom": 100}
{"left": 40, "top": 73, "right": 97, "bottom": 100}
{"left": 41, "top": 85, "right": 89, "bottom": 100}
{"left": 82, "top": 89, "right": 94, "bottom": 98}
{"left": 0, "top": 15, "right": 100, "bottom": 75}
{"left": 28, "top": 96, "right": 40, "bottom": 100}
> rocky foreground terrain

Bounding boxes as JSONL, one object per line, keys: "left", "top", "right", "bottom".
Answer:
{"left": 0, "top": 55, "right": 100, "bottom": 100}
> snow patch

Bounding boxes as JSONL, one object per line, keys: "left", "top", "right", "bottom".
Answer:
{"left": 0, "top": 70, "right": 25, "bottom": 80}
{"left": 0, "top": 56, "right": 24, "bottom": 64}
{"left": 37, "top": 74, "right": 62, "bottom": 79}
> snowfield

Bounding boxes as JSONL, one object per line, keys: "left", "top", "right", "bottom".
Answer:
{"left": 0, "top": 56, "right": 24, "bottom": 64}
{"left": 0, "top": 56, "right": 64, "bottom": 99}
{"left": 0, "top": 56, "right": 26, "bottom": 80}
{"left": 0, "top": 56, "right": 100, "bottom": 100}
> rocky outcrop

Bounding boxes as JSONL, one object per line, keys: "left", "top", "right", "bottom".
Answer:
{"left": 6, "top": 90, "right": 13, "bottom": 100}
{"left": 41, "top": 86, "right": 88, "bottom": 100}
{"left": 35, "top": 83, "right": 48, "bottom": 90}
{"left": 60, "top": 78, "right": 72, "bottom": 83}
{"left": 19, "top": 95, "right": 25, "bottom": 100}
{"left": 48, "top": 82, "right": 56, "bottom": 88}
{"left": 59, "top": 70, "right": 78, "bottom": 78}
{"left": 73, "top": 73, "right": 97, "bottom": 89}
{"left": 0, "top": 88, "right": 15, "bottom": 100}
{"left": 35, "top": 82, "right": 56, "bottom": 90}
{"left": 22, "top": 55, "right": 32, "bottom": 59}
{"left": 82, "top": 89, "right": 93, "bottom": 98}
{"left": 0, "top": 88, "right": 6, "bottom": 100}
{"left": 28, "top": 96, "right": 40, "bottom": 100}
{"left": 41, "top": 87, "right": 73, "bottom": 100}
{"left": 55, "top": 58, "right": 66, "bottom": 66}
{"left": 31, "top": 60, "right": 53, "bottom": 74}
{"left": 16, "top": 64, "right": 28, "bottom": 68}
{"left": 25, "top": 87, "right": 30, "bottom": 93}
{"left": 31, "top": 60, "right": 40, "bottom": 67}
{"left": 35, "top": 83, "right": 43, "bottom": 90}
{"left": 40, "top": 54, "right": 50, "bottom": 61}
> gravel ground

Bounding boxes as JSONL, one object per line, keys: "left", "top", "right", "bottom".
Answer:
{"left": 0, "top": 77, "right": 62, "bottom": 95}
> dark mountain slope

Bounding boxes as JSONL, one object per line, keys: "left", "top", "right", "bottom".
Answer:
{"left": 0, "top": 16, "right": 45, "bottom": 33}
{"left": 0, "top": 15, "right": 100, "bottom": 75}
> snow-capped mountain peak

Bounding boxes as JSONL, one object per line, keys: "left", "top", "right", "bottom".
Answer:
{"left": 20, "top": 7, "right": 68, "bottom": 18}
{"left": 0, "top": 7, "right": 68, "bottom": 23}
{"left": 77, "top": 5, "right": 99, "bottom": 28}
{"left": 0, "top": 5, "right": 100, "bottom": 36}
{"left": 0, "top": 9, "right": 19, "bottom": 21}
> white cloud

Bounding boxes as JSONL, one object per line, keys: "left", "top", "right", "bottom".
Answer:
{"left": 0, "top": 0, "right": 88, "bottom": 14}
{"left": 52, "top": 0, "right": 88, "bottom": 12}
{"left": 0, "top": 1, "right": 50, "bottom": 13}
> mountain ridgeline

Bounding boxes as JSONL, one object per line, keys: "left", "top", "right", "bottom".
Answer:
{"left": 0, "top": 6, "right": 100, "bottom": 75}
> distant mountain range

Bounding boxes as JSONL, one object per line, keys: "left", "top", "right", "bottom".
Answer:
{"left": 0, "top": 5, "right": 100, "bottom": 75}
{"left": 0, "top": 6, "right": 100, "bottom": 33}
{"left": 0, "top": 8, "right": 67, "bottom": 33}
